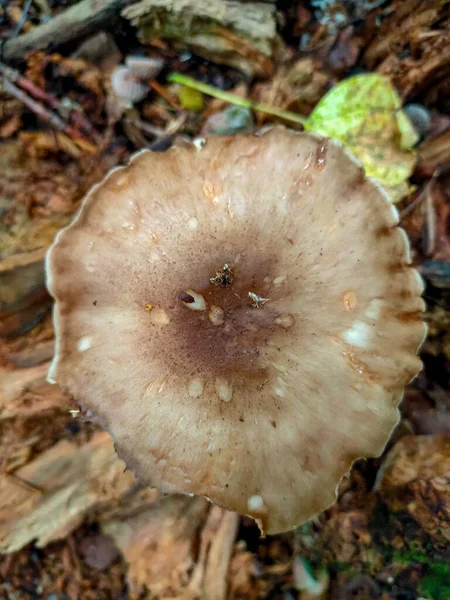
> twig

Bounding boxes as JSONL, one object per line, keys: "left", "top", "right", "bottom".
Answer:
{"left": 400, "top": 168, "right": 441, "bottom": 221}
{"left": 2, "top": 78, "right": 67, "bottom": 130}
{"left": 150, "top": 80, "right": 182, "bottom": 111}
{"left": 167, "top": 72, "right": 307, "bottom": 126}
{"left": 2, "top": 0, "right": 130, "bottom": 63}
{"left": 12, "top": 0, "right": 33, "bottom": 37}
{"left": 2, "top": 76, "right": 96, "bottom": 153}
{"left": 0, "top": 60, "right": 96, "bottom": 136}
{"left": 124, "top": 113, "right": 186, "bottom": 137}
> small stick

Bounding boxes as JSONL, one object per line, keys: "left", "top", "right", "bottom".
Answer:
{"left": 2, "top": 77, "right": 67, "bottom": 130}
{"left": 2, "top": 0, "right": 129, "bottom": 63}
{"left": 167, "top": 72, "right": 307, "bottom": 126}
{"left": 150, "top": 80, "right": 182, "bottom": 111}
{"left": 0, "top": 60, "right": 96, "bottom": 136}
{"left": 2, "top": 77, "right": 96, "bottom": 152}
{"left": 12, "top": 0, "right": 33, "bottom": 37}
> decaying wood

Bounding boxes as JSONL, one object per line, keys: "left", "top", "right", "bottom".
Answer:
{"left": 122, "top": 0, "right": 278, "bottom": 76}
{"left": 0, "top": 362, "right": 72, "bottom": 419}
{"left": 363, "top": 0, "right": 450, "bottom": 99}
{"left": 2, "top": 0, "right": 131, "bottom": 63}
{"left": 0, "top": 431, "right": 134, "bottom": 552}
{"left": 103, "top": 494, "right": 209, "bottom": 598}
{"left": 102, "top": 495, "right": 239, "bottom": 599}
{"left": 191, "top": 506, "right": 240, "bottom": 600}
{"left": 375, "top": 434, "right": 450, "bottom": 543}
{"left": 0, "top": 247, "right": 51, "bottom": 338}
{"left": 417, "top": 129, "right": 450, "bottom": 176}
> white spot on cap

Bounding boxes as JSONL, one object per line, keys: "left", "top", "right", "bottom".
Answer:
{"left": 365, "top": 299, "right": 383, "bottom": 321}
{"left": 275, "top": 314, "right": 294, "bottom": 328}
{"left": 342, "top": 321, "right": 372, "bottom": 348}
{"left": 216, "top": 378, "right": 233, "bottom": 402}
{"left": 209, "top": 304, "right": 225, "bottom": 326}
{"left": 273, "top": 275, "right": 286, "bottom": 287}
{"left": 275, "top": 377, "right": 286, "bottom": 397}
{"left": 184, "top": 289, "right": 207, "bottom": 311}
{"left": 158, "top": 459, "right": 167, "bottom": 467}
{"left": 122, "top": 221, "right": 136, "bottom": 231}
{"left": 188, "top": 377, "right": 204, "bottom": 398}
{"left": 248, "top": 495, "right": 264, "bottom": 511}
{"left": 151, "top": 308, "right": 170, "bottom": 326}
{"left": 77, "top": 336, "right": 92, "bottom": 352}
{"left": 188, "top": 217, "right": 198, "bottom": 230}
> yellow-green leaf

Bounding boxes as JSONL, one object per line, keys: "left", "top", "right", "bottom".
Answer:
{"left": 305, "top": 73, "right": 418, "bottom": 202}
{"left": 178, "top": 86, "right": 204, "bottom": 112}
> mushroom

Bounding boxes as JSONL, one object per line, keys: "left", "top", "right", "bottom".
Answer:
{"left": 46, "top": 128, "right": 426, "bottom": 534}
{"left": 125, "top": 55, "right": 164, "bottom": 80}
{"left": 111, "top": 66, "right": 149, "bottom": 105}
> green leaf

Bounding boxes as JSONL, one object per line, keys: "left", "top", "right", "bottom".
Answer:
{"left": 305, "top": 73, "right": 418, "bottom": 203}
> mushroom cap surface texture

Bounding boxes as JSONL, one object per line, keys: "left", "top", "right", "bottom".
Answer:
{"left": 46, "top": 128, "right": 426, "bottom": 534}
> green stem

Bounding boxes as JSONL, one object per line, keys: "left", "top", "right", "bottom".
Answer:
{"left": 167, "top": 72, "right": 307, "bottom": 126}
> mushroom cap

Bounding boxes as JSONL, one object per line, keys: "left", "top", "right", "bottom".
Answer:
{"left": 46, "top": 128, "right": 426, "bottom": 534}
{"left": 125, "top": 55, "right": 164, "bottom": 80}
{"left": 111, "top": 66, "right": 149, "bottom": 103}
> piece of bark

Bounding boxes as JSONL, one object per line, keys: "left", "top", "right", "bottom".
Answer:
{"left": 102, "top": 494, "right": 239, "bottom": 599}
{"left": 0, "top": 247, "right": 51, "bottom": 339}
{"left": 416, "top": 129, "right": 450, "bottom": 177}
{"left": 0, "top": 362, "right": 72, "bottom": 419}
{"left": 363, "top": 0, "right": 450, "bottom": 99}
{"left": 0, "top": 431, "right": 134, "bottom": 552}
{"left": 102, "top": 494, "right": 209, "bottom": 598}
{"left": 191, "top": 506, "right": 240, "bottom": 600}
{"left": 122, "top": 0, "right": 278, "bottom": 77}
{"left": 2, "top": 339, "right": 54, "bottom": 368}
{"left": 363, "top": 1, "right": 447, "bottom": 69}
{"left": 2, "top": 0, "right": 131, "bottom": 64}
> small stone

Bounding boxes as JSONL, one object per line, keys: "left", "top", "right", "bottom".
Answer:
{"left": 201, "top": 106, "right": 254, "bottom": 137}
{"left": 404, "top": 103, "right": 431, "bottom": 137}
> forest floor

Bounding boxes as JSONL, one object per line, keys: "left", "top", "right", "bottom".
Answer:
{"left": 0, "top": 0, "right": 450, "bottom": 599}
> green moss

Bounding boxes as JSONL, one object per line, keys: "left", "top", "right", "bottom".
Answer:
{"left": 420, "top": 564, "right": 450, "bottom": 600}
{"left": 393, "top": 549, "right": 429, "bottom": 565}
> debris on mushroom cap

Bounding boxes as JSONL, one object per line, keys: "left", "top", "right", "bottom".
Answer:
{"left": 46, "top": 128, "right": 426, "bottom": 535}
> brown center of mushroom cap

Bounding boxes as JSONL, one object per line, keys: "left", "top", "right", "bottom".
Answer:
{"left": 160, "top": 252, "right": 292, "bottom": 387}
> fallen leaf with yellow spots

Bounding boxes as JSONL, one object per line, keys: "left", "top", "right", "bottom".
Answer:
{"left": 305, "top": 73, "right": 418, "bottom": 203}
